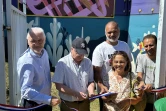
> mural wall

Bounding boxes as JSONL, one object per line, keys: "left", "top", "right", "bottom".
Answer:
{"left": 14, "top": 0, "right": 159, "bottom": 70}
{"left": 128, "top": 0, "right": 159, "bottom": 68}
{"left": 19, "top": 0, "right": 115, "bottom": 17}
{"left": 27, "top": 16, "right": 129, "bottom": 68}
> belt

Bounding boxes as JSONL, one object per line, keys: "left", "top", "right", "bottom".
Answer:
{"left": 61, "top": 99, "right": 84, "bottom": 104}
{"left": 23, "top": 99, "right": 39, "bottom": 106}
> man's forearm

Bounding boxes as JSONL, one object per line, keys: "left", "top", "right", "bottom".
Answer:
{"left": 88, "top": 82, "right": 95, "bottom": 95}
{"left": 94, "top": 72, "right": 106, "bottom": 89}
{"left": 94, "top": 71, "right": 103, "bottom": 83}
{"left": 137, "top": 76, "right": 143, "bottom": 82}
{"left": 23, "top": 87, "right": 52, "bottom": 105}
{"left": 137, "top": 72, "right": 143, "bottom": 82}
{"left": 93, "top": 66, "right": 109, "bottom": 93}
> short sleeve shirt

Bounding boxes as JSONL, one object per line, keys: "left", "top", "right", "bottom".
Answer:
{"left": 52, "top": 53, "right": 94, "bottom": 101}
{"left": 136, "top": 54, "right": 156, "bottom": 85}
{"left": 92, "top": 41, "right": 132, "bottom": 87}
{"left": 105, "top": 71, "right": 139, "bottom": 111}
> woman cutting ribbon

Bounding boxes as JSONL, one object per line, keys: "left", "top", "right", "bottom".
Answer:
{"left": 103, "top": 51, "right": 144, "bottom": 111}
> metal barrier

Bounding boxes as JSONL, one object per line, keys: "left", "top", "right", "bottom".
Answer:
{"left": 6, "top": 3, "right": 27, "bottom": 106}
{"left": 0, "top": 0, "right": 6, "bottom": 105}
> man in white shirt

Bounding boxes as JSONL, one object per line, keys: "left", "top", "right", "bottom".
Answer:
{"left": 136, "top": 34, "right": 157, "bottom": 111}
{"left": 92, "top": 21, "right": 132, "bottom": 111}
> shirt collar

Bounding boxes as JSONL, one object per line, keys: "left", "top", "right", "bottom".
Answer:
{"left": 29, "top": 48, "right": 44, "bottom": 58}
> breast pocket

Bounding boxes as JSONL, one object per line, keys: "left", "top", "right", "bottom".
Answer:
{"left": 82, "top": 71, "right": 89, "bottom": 86}
{"left": 34, "top": 65, "right": 45, "bottom": 83}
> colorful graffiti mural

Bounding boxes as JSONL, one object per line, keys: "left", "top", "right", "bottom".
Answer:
{"left": 19, "top": 0, "right": 115, "bottom": 17}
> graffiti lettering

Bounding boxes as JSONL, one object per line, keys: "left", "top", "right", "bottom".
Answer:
{"left": 19, "top": 0, "right": 114, "bottom": 17}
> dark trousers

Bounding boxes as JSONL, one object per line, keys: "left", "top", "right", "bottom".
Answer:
{"left": 144, "top": 103, "right": 154, "bottom": 111}
{"left": 23, "top": 99, "right": 52, "bottom": 111}
{"left": 99, "top": 98, "right": 104, "bottom": 111}
{"left": 60, "top": 99, "right": 90, "bottom": 111}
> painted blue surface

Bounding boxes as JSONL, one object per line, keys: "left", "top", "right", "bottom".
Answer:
{"left": 27, "top": 16, "right": 130, "bottom": 67}
{"left": 115, "top": 0, "right": 131, "bottom": 15}
{"left": 130, "top": 0, "right": 159, "bottom": 14}
{"left": 12, "top": 0, "right": 18, "bottom": 8}
{"left": 128, "top": 14, "right": 159, "bottom": 60}
{"left": 10, "top": 0, "right": 159, "bottom": 68}
{"left": 27, "top": 16, "right": 129, "bottom": 41}
{"left": 27, "top": 14, "right": 159, "bottom": 68}
{"left": 129, "top": 14, "right": 158, "bottom": 43}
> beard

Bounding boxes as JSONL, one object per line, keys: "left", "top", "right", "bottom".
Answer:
{"left": 32, "top": 47, "right": 43, "bottom": 55}
{"left": 106, "top": 34, "right": 120, "bottom": 43}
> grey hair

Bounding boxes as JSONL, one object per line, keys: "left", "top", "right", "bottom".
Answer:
{"left": 27, "top": 27, "right": 46, "bottom": 39}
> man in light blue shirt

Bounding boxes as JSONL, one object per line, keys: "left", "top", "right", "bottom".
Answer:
{"left": 17, "top": 27, "right": 61, "bottom": 111}
{"left": 52, "top": 38, "right": 95, "bottom": 111}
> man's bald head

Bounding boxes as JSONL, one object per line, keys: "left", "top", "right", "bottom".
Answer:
{"left": 105, "top": 21, "right": 120, "bottom": 44}
{"left": 27, "top": 27, "right": 46, "bottom": 55}
{"left": 27, "top": 27, "right": 46, "bottom": 40}
{"left": 105, "top": 21, "right": 119, "bottom": 31}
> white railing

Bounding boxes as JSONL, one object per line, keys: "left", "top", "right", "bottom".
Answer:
{"left": 155, "top": 0, "right": 166, "bottom": 88}
{"left": 0, "top": 0, "right": 6, "bottom": 105}
{"left": 6, "top": 4, "right": 27, "bottom": 105}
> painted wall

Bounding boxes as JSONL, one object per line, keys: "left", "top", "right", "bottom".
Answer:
{"left": 27, "top": 16, "right": 130, "bottom": 69}
{"left": 128, "top": 15, "right": 158, "bottom": 61}
{"left": 128, "top": 0, "right": 159, "bottom": 68}
{"left": 14, "top": 0, "right": 159, "bottom": 70}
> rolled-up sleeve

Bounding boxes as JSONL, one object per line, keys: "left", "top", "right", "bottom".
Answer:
{"left": 18, "top": 63, "right": 51, "bottom": 105}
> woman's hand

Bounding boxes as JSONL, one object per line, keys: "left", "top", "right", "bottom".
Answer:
{"left": 137, "top": 81, "right": 145, "bottom": 90}
{"left": 99, "top": 84, "right": 108, "bottom": 94}
{"left": 117, "top": 99, "right": 130, "bottom": 109}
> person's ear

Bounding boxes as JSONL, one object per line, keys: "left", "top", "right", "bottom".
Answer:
{"left": 71, "top": 47, "right": 75, "bottom": 52}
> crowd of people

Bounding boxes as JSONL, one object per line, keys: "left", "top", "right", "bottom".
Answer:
{"left": 17, "top": 21, "right": 165, "bottom": 111}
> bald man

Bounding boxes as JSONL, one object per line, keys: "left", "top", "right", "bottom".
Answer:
{"left": 92, "top": 21, "right": 132, "bottom": 111}
{"left": 17, "top": 27, "right": 61, "bottom": 111}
